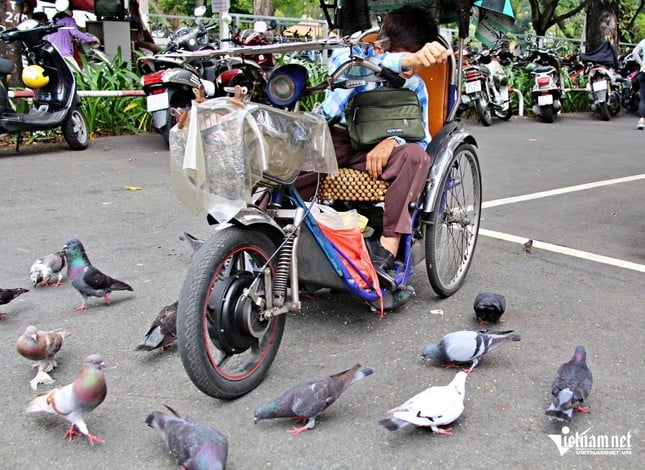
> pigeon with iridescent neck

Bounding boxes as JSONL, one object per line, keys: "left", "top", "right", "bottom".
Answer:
{"left": 254, "top": 364, "right": 374, "bottom": 435}
{"left": 26, "top": 354, "right": 107, "bottom": 444}
{"left": 546, "top": 346, "right": 593, "bottom": 422}
{"left": 63, "top": 238, "right": 133, "bottom": 311}
{"left": 16, "top": 325, "right": 71, "bottom": 390}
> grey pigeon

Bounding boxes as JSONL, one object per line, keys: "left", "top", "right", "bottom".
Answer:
{"left": 378, "top": 371, "right": 468, "bottom": 435}
{"left": 473, "top": 292, "right": 506, "bottom": 324}
{"left": 546, "top": 345, "right": 593, "bottom": 422}
{"left": 146, "top": 405, "right": 228, "bottom": 470}
{"left": 0, "top": 287, "right": 29, "bottom": 319}
{"left": 16, "top": 325, "right": 71, "bottom": 390}
{"left": 421, "top": 330, "right": 521, "bottom": 372}
{"left": 30, "top": 251, "right": 67, "bottom": 287}
{"left": 135, "top": 300, "right": 178, "bottom": 351}
{"left": 179, "top": 232, "right": 204, "bottom": 259}
{"left": 26, "top": 354, "right": 107, "bottom": 444}
{"left": 63, "top": 238, "right": 133, "bottom": 311}
{"left": 254, "top": 363, "right": 374, "bottom": 435}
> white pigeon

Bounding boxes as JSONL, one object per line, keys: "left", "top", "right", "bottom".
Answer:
{"left": 378, "top": 371, "right": 468, "bottom": 435}
{"left": 26, "top": 354, "right": 107, "bottom": 444}
{"left": 30, "top": 251, "right": 66, "bottom": 287}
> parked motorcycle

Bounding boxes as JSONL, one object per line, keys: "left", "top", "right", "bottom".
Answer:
{"left": 459, "top": 43, "right": 513, "bottom": 126}
{"left": 524, "top": 45, "right": 566, "bottom": 123}
{"left": 0, "top": 20, "right": 88, "bottom": 151}
{"left": 172, "top": 44, "right": 482, "bottom": 399}
{"left": 580, "top": 41, "right": 621, "bottom": 121}
{"left": 616, "top": 52, "right": 641, "bottom": 114}
{"left": 138, "top": 10, "right": 219, "bottom": 145}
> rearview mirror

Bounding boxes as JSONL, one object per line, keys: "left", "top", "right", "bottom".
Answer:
{"left": 194, "top": 6, "right": 206, "bottom": 18}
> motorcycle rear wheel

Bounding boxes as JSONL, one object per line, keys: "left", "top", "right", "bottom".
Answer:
{"left": 539, "top": 104, "right": 554, "bottom": 123}
{"left": 425, "top": 143, "right": 481, "bottom": 297}
{"left": 475, "top": 96, "right": 493, "bottom": 126}
{"left": 162, "top": 108, "right": 178, "bottom": 147}
{"left": 62, "top": 108, "right": 89, "bottom": 150}
{"left": 598, "top": 102, "right": 611, "bottom": 121}
{"left": 178, "top": 227, "right": 285, "bottom": 399}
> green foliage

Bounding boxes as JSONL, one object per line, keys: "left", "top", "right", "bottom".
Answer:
{"left": 72, "top": 51, "right": 150, "bottom": 136}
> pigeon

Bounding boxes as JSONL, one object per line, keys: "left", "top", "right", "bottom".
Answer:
{"left": 179, "top": 232, "right": 204, "bottom": 259}
{"left": 146, "top": 405, "right": 228, "bottom": 470}
{"left": 26, "top": 354, "right": 107, "bottom": 444}
{"left": 378, "top": 371, "right": 468, "bottom": 435}
{"left": 254, "top": 363, "right": 374, "bottom": 435}
{"left": 135, "top": 300, "right": 178, "bottom": 351}
{"left": 16, "top": 325, "right": 72, "bottom": 390}
{"left": 421, "top": 330, "right": 521, "bottom": 372}
{"left": 0, "top": 287, "right": 29, "bottom": 319}
{"left": 546, "top": 345, "right": 593, "bottom": 422}
{"left": 30, "top": 251, "right": 67, "bottom": 287}
{"left": 63, "top": 238, "right": 133, "bottom": 311}
{"left": 473, "top": 292, "right": 506, "bottom": 324}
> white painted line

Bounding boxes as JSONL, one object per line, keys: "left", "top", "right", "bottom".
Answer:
{"left": 480, "top": 229, "right": 645, "bottom": 273}
{"left": 482, "top": 174, "right": 645, "bottom": 209}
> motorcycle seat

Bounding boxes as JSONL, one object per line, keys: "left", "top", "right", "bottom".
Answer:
{"left": 532, "top": 65, "right": 556, "bottom": 74}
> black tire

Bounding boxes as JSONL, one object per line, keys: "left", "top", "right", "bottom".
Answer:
{"left": 161, "top": 108, "right": 178, "bottom": 147}
{"left": 599, "top": 102, "right": 611, "bottom": 121}
{"left": 474, "top": 95, "right": 493, "bottom": 126}
{"left": 540, "top": 104, "right": 554, "bottom": 123}
{"left": 425, "top": 143, "right": 482, "bottom": 297}
{"left": 608, "top": 92, "right": 621, "bottom": 116}
{"left": 61, "top": 108, "right": 89, "bottom": 150}
{"left": 177, "top": 227, "right": 286, "bottom": 399}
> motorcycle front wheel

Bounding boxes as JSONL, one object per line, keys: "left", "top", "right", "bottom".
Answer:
{"left": 178, "top": 227, "right": 285, "bottom": 399}
{"left": 425, "top": 143, "right": 482, "bottom": 297}
{"left": 62, "top": 108, "right": 89, "bottom": 150}
{"left": 494, "top": 103, "right": 513, "bottom": 121}
{"left": 474, "top": 94, "right": 493, "bottom": 126}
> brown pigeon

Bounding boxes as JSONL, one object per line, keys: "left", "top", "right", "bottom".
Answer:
{"left": 26, "top": 354, "right": 107, "bottom": 444}
{"left": 0, "top": 287, "right": 29, "bottom": 319}
{"left": 254, "top": 364, "right": 374, "bottom": 435}
{"left": 16, "top": 325, "right": 71, "bottom": 390}
{"left": 135, "top": 300, "right": 178, "bottom": 351}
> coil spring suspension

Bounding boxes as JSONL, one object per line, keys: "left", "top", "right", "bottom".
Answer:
{"left": 272, "top": 234, "right": 294, "bottom": 301}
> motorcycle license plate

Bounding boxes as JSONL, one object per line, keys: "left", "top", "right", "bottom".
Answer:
{"left": 537, "top": 94, "right": 553, "bottom": 106}
{"left": 465, "top": 80, "right": 481, "bottom": 94}
{"left": 592, "top": 80, "right": 607, "bottom": 92}
{"left": 146, "top": 92, "right": 169, "bottom": 112}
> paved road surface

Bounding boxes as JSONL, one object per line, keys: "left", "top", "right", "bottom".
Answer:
{"left": 0, "top": 112, "right": 642, "bottom": 468}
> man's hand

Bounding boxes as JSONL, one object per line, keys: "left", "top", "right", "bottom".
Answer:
{"left": 366, "top": 138, "right": 398, "bottom": 178}
{"left": 402, "top": 41, "right": 449, "bottom": 69}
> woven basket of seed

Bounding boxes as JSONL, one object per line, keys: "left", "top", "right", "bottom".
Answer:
{"left": 318, "top": 168, "right": 389, "bottom": 202}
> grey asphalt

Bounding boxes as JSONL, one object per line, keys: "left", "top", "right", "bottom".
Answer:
{"left": 1, "top": 111, "right": 643, "bottom": 469}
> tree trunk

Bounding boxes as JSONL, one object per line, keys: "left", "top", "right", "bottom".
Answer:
{"left": 0, "top": 2, "right": 24, "bottom": 87}
{"left": 253, "top": 0, "right": 273, "bottom": 17}
{"left": 585, "top": 0, "right": 619, "bottom": 52}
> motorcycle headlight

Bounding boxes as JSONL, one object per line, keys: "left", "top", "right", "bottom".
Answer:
{"left": 266, "top": 64, "right": 308, "bottom": 107}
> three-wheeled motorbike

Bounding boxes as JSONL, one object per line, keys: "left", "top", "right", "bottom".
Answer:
{"left": 171, "top": 0, "right": 514, "bottom": 399}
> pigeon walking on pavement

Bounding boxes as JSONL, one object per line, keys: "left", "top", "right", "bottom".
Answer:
{"left": 63, "top": 238, "right": 133, "bottom": 311}
{"left": 0, "top": 287, "right": 29, "bottom": 319}
{"left": 30, "top": 251, "right": 67, "bottom": 287}
{"left": 254, "top": 364, "right": 374, "bottom": 435}
{"left": 473, "top": 292, "right": 506, "bottom": 324}
{"left": 421, "top": 330, "right": 521, "bottom": 372}
{"left": 545, "top": 345, "right": 593, "bottom": 422}
{"left": 146, "top": 405, "right": 228, "bottom": 470}
{"left": 26, "top": 354, "right": 107, "bottom": 444}
{"left": 135, "top": 300, "right": 178, "bottom": 351}
{"left": 378, "top": 371, "right": 468, "bottom": 435}
{"left": 16, "top": 325, "right": 71, "bottom": 390}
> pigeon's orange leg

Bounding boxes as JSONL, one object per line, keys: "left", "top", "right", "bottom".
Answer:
{"left": 74, "top": 304, "right": 88, "bottom": 311}
{"left": 288, "top": 425, "right": 311, "bottom": 436}
{"left": 432, "top": 427, "right": 453, "bottom": 435}
{"left": 575, "top": 406, "right": 590, "bottom": 413}
{"left": 86, "top": 433, "right": 104, "bottom": 445}
{"left": 64, "top": 424, "right": 82, "bottom": 441}
{"left": 441, "top": 363, "right": 460, "bottom": 369}
{"left": 103, "top": 294, "right": 111, "bottom": 305}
